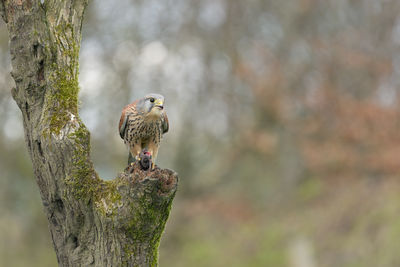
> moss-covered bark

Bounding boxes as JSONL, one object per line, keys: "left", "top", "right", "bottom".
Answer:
{"left": 0, "top": 1, "right": 177, "bottom": 266}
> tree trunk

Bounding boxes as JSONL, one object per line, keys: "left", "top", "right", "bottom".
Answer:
{"left": 0, "top": 1, "right": 178, "bottom": 266}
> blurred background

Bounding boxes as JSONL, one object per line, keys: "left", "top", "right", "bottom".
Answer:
{"left": 2, "top": 0, "right": 400, "bottom": 266}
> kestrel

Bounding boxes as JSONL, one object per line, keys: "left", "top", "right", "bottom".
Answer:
{"left": 119, "top": 93, "right": 169, "bottom": 169}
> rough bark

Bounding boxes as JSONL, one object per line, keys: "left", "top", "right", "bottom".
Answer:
{"left": 0, "top": 1, "right": 178, "bottom": 266}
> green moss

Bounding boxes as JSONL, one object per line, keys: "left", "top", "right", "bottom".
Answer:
{"left": 47, "top": 71, "right": 79, "bottom": 134}
{"left": 66, "top": 125, "right": 124, "bottom": 206}
{"left": 94, "top": 179, "right": 124, "bottom": 217}
{"left": 44, "top": 22, "right": 80, "bottom": 135}
{"left": 121, "top": 188, "right": 176, "bottom": 266}
{"left": 65, "top": 124, "right": 99, "bottom": 200}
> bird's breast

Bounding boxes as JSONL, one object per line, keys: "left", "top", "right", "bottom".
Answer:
{"left": 127, "top": 117, "right": 161, "bottom": 138}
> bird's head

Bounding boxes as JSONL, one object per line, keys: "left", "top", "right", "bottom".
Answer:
{"left": 138, "top": 93, "right": 165, "bottom": 119}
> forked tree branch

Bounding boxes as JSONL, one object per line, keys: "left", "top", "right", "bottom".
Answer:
{"left": 1, "top": 1, "right": 177, "bottom": 266}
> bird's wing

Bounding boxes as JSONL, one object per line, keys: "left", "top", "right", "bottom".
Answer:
{"left": 161, "top": 111, "right": 169, "bottom": 134}
{"left": 119, "top": 108, "right": 129, "bottom": 139}
{"left": 119, "top": 100, "right": 138, "bottom": 139}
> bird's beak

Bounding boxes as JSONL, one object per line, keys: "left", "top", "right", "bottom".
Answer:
{"left": 154, "top": 99, "right": 164, "bottom": 109}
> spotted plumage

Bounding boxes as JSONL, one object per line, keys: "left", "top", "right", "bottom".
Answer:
{"left": 119, "top": 93, "right": 169, "bottom": 169}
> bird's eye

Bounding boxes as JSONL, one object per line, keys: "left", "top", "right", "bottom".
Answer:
{"left": 150, "top": 98, "right": 155, "bottom": 103}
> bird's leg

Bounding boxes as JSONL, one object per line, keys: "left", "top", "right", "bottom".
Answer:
{"left": 147, "top": 143, "right": 159, "bottom": 170}
{"left": 130, "top": 143, "right": 142, "bottom": 165}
